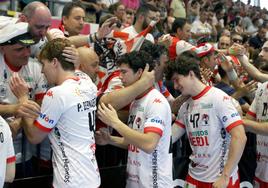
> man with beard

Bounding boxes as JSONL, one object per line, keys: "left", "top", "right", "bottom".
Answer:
{"left": 237, "top": 41, "right": 268, "bottom": 82}
{"left": 122, "top": 3, "right": 158, "bottom": 43}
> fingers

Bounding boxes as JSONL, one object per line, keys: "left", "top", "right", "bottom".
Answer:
{"left": 17, "top": 100, "right": 41, "bottom": 119}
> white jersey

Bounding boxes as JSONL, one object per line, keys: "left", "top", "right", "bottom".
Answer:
{"left": 0, "top": 116, "right": 15, "bottom": 188}
{"left": 126, "top": 88, "right": 173, "bottom": 188}
{"left": 175, "top": 86, "right": 242, "bottom": 182}
{"left": 247, "top": 82, "right": 268, "bottom": 183}
{"left": 0, "top": 53, "right": 48, "bottom": 163}
{"left": 34, "top": 77, "right": 100, "bottom": 188}
{"left": 122, "top": 25, "right": 155, "bottom": 44}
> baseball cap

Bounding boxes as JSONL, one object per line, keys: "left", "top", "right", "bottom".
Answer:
{"left": 0, "top": 22, "right": 35, "bottom": 46}
{"left": 194, "top": 42, "right": 215, "bottom": 58}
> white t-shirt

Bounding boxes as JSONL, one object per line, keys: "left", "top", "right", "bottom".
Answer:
{"left": 34, "top": 77, "right": 100, "bottom": 188}
{"left": 247, "top": 82, "right": 268, "bottom": 183}
{"left": 122, "top": 25, "right": 155, "bottom": 44}
{"left": 0, "top": 116, "right": 15, "bottom": 188}
{"left": 0, "top": 53, "right": 48, "bottom": 163}
{"left": 191, "top": 19, "right": 212, "bottom": 36}
{"left": 126, "top": 88, "right": 173, "bottom": 188}
{"left": 175, "top": 86, "right": 242, "bottom": 182}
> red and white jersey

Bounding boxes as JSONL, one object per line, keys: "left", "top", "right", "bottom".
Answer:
{"left": 0, "top": 53, "right": 48, "bottom": 163}
{"left": 247, "top": 82, "right": 268, "bottom": 183}
{"left": 126, "top": 88, "right": 173, "bottom": 188}
{"left": 0, "top": 54, "right": 47, "bottom": 104}
{"left": 0, "top": 116, "right": 15, "bottom": 188}
{"left": 34, "top": 77, "right": 100, "bottom": 188}
{"left": 175, "top": 86, "right": 242, "bottom": 182}
{"left": 122, "top": 25, "right": 155, "bottom": 44}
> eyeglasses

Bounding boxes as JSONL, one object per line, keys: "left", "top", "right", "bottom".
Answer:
{"left": 232, "top": 38, "right": 243, "bottom": 44}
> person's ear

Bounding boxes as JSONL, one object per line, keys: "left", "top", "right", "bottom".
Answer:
{"left": 19, "top": 14, "right": 28, "bottom": 22}
{"left": 52, "top": 58, "right": 59, "bottom": 67}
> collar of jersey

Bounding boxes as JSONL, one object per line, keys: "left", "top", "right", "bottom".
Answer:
{"left": 192, "top": 86, "right": 211, "bottom": 100}
{"left": 4, "top": 55, "right": 22, "bottom": 72}
{"left": 135, "top": 87, "right": 154, "bottom": 100}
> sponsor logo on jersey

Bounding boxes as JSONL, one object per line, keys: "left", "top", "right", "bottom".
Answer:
{"left": 135, "top": 117, "right": 142, "bottom": 128}
{"left": 231, "top": 112, "right": 239, "bottom": 118}
{"left": 152, "top": 150, "right": 158, "bottom": 187}
{"left": 193, "top": 153, "right": 211, "bottom": 158}
{"left": 39, "top": 113, "right": 54, "bottom": 124}
{"left": 153, "top": 98, "right": 162, "bottom": 103}
{"left": 200, "top": 103, "right": 213, "bottom": 109}
{"left": 222, "top": 116, "right": 228, "bottom": 122}
{"left": 189, "top": 131, "right": 209, "bottom": 146}
{"left": 46, "top": 90, "right": 53, "bottom": 98}
{"left": 223, "top": 96, "right": 230, "bottom": 101}
{"left": 150, "top": 117, "right": 163, "bottom": 125}
{"left": 190, "top": 161, "right": 208, "bottom": 169}
{"left": 128, "top": 144, "right": 139, "bottom": 153}
{"left": 201, "top": 114, "right": 209, "bottom": 125}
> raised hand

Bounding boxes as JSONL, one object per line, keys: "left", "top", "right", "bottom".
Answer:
{"left": 97, "top": 103, "right": 120, "bottom": 128}
{"left": 62, "top": 45, "right": 80, "bottom": 69}
{"left": 9, "top": 73, "right": 29, "bottom": 102}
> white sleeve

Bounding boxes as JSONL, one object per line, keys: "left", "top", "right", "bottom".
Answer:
{"left": 34, "top": 89, "right": 63, "bottom": 132}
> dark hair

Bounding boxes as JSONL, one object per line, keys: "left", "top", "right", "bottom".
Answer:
{"left": 165, "top": 51, "right": 201, "bottom": 80}
{"left": 39, "top": 38, "right": 74, "bottom": 71}
{"left": 108, "top": 2, "right": 123, "bottom": 14}
{"left": 171, "top": 18, "right": 187, "bottom": 33}
{"left": 116, "top": 51, "right": 153, "bottom": 73}
{"left": 135, "top": 3, "right": 159, "bottom": 18}
{"left": 140, "top": 40, "right": 168, "bottom": 63}
{"left": 62, "top": 1, "right": 85, "bottom": 18}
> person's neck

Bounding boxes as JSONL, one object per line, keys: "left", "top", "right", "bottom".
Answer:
{"left": 191, "top": 80, "right": 207, "bottom": 97}
{"left": 136, "top": 87, "right": 153, "bottom": 99}
{"left": 56, "top": 70, "right": 76, "bottom": 85}
{"left": 4, "top": 55, "right": 22, "bottom": 72}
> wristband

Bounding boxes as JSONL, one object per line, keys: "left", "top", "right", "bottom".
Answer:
{"left": 226, "top": 69, "right": 238, "bottom": 81}
{"left": 88, "top": 34, "right": 94, "bottom": 44}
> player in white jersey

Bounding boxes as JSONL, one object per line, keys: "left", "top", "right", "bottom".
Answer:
{"left": 243, "top": 82, "right": 268, "bottom": 188}
{"left": 0, "top": 116, "right": 15, "bottom": 187}
{"left": 167, "top": 51, "right": 246, "bottom": 188}
{"left": 10, "top": 38, "right": 100, "bottom": 188}
{"left": 96, "top": 51, "right": 173, "bottom": 188}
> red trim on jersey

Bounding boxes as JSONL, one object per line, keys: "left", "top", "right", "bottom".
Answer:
{"left": 6, "top": 156, "right": 16, "bottom": 163}
{"left": 192, "top": 86, "right": 211, "bottom": 100}
{"left": 144, "top": 127, "right": 163, "bottom": 136}
{"left": 99, "top": 70, "right": 121, "bottom": 95}
{"left": 169, "top": 36, "right": 180, "bottom": 60}
{"left": 175, "top": 120, "right": 186, "bottom": 129}
{"left": 226, "top": 120, "right": 243, "bottom": 132}
{"left": 247, "top": 111, "right": 256, "bottom": 118}
{"left": 135, "top": 87, "right": 154, "bottom": 100}
{"left": 4, "top": 55, "right": 22, "bottom": 72}
{"left": 34, "top": 120, "right": 52, "bottom": 132}
{"left": 35, "top": 93, "right": 46, "bottom": 100}
{"left": 254, "top": 176, "right": 268, "bottom": 187}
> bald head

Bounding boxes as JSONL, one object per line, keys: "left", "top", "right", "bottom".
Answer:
{"left": 78, "top": 47, "right": 99, "bottom": 82}
{"left": 20, "top": 2, "right": 51, "bottom": 42}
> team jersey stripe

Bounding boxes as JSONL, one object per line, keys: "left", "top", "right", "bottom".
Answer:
{"left": 35, "top": 93, "right": 46, "bottom": 100}
{"left": 6, "top": 156, "right": 16, "bottom": 163}
{"left": 34, "top": 120, "right": 52, "bottom": 132}
{"left": 192, "top": 86, "right": 211, "bottom": 100}
{"left": 144, "top": 127, "right": 163, "bottom": 136}
{"left": 247, "top": 111, "right": 256, "bottom": 118}
{"left": 174, "top": 120, "right": 186, "bottom": 129}
{"left": 226, "top": 120, "right": 243, "bottom": 132}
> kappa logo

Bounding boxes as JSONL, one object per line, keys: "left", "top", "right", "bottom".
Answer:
{"left": 153, "top": 98, "right": 162, "bottom": 103}
{"left": 223, "top": 96, "right": 229, "bottom": 101}
{"left": 46, "top": 90, "right": 53, "bottom": 97}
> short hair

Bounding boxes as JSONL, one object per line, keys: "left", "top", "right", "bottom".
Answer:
{"left": 166, "top": 51, "right": 201, "bottom": 80}
{"left": 62, "top": 1, "right": 85, "bottom": 18}
{"left": 171, "top": 18, "right": 187, "bottom": 33}
{"left": 108, "top": 2, "right": 123, "bottom": 14}
{"left": 135, "top": 3, "right": 158, "bottom": 18}
{"left": 39, "top": 38, "right": 74, "bottom": 71}
{"left": 140, "top": 40, "right": 168, "bottom": 63}
{"left": 117, "top": 51, "right": 153, "bottom": 73}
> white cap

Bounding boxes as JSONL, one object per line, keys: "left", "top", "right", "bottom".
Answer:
{"left": 0, "top": 22, "right": 35, "bottom": 46}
